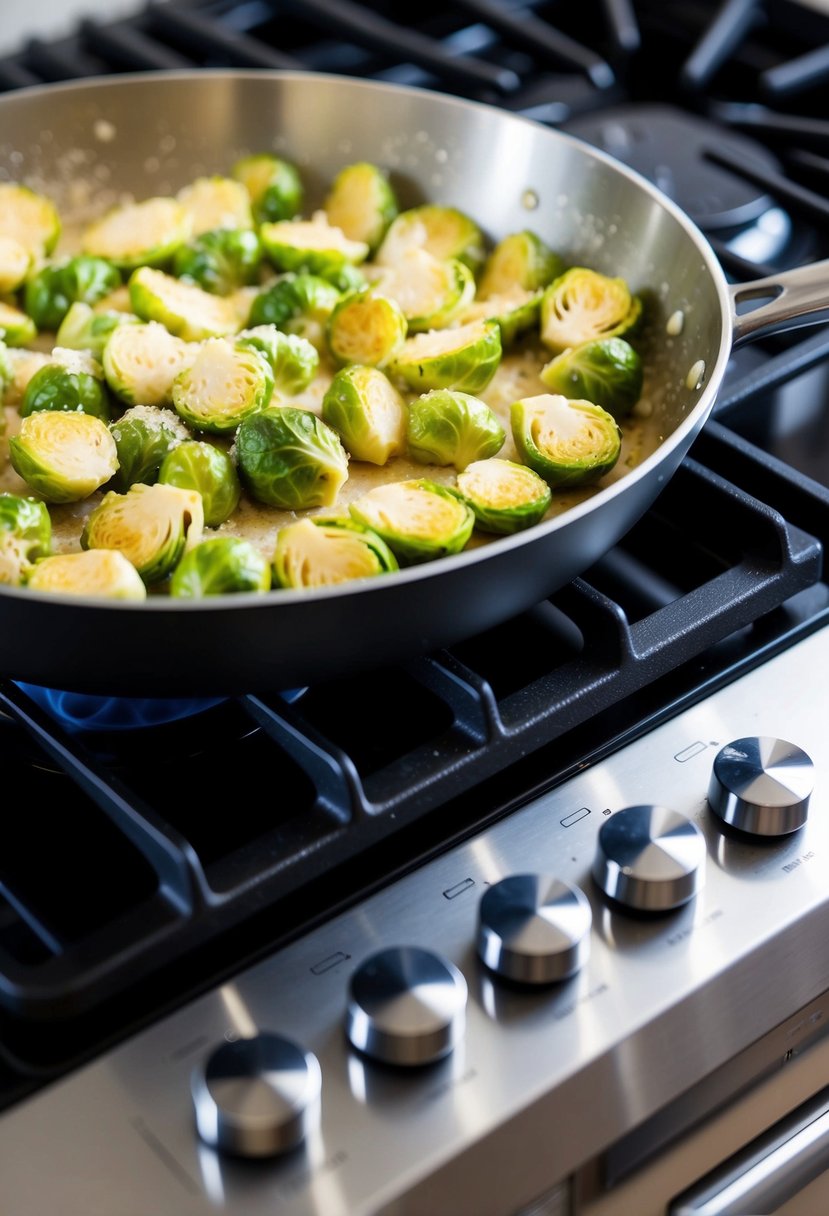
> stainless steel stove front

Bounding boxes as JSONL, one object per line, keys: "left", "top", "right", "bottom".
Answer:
{"left": 2, "top": 626, "right": 829, "bottom": 1216}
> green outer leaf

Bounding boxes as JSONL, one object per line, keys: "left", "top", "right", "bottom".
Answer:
{"left": 170, "top": 536, "right": 270, "bottom": 597}
{"left": 540, "top": 337, "right": 643, "bottom": 420}
{"left": 321, "top": 364, "right": 406, "bottom": 466}
{"left": 21, "top": 365, "right": 111, "bottom": 422}
{"left": 24, "top": 256, "right": 121, "bottom": 331}
{"left": 510, "top": 394, "right": 622, "bottom": 488}
{"left": 236, "top": 406, "right": 349, "bottom": 510}
{"left": 109, "top": 415, "right": 185, "bottom": 493}
{"left": 453, "top": 458, "right": 551, "bottom": 535}
{"left": 0, "top": 494, "right": 51, "bottom": 583}
{"left": 406, "top": 389, "right": 505, "bottom": 471}
{"left": 173, "top": 227, "right": 262, "bottom": 295}
{"left": 0, "top": 301, "right": 37, "bottom": 347}
{"left": 159, "top": 440, "right": 240, "bottom": 527}
{"left": 273, "top": 515, "right": 398, "bottom": 589}
{"left": 248, "top": 275, "right": 341, "bottom": 331}
{"left": 349, "top": 478, "right": 474, "bottom": 565}
{"left": 389, "top": 319, "right": 502, "bottom": 394}
{"left": 56, "top": 303, "right": 139, "bottom": 357}
{"left": 232, "top": 154, "right": 303, "bottom": 224}
{"left": 237, "top": 326, "right": 319, "bottom": 395}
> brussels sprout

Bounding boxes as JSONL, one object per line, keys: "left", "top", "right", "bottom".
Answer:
{"left": 407, "top": 389, "right": 505, "bottom": 471}
{"left": 236, "top": 406, "right": 349, "bottom": 510}
{"left": 454, "top": 458, "right": 552, "bottom": 535}
{"left": 510, "top": 393, "right": 622, "bottom": 488}
{"left": 458, "top": 289, "right": 542, "bottom": 346}
{"left": 274, "top": 516, "right": 398, "bottom": 589}
{"left": 247, "top": 274, "right": 341, "bottom": 345}
{"left": 0, "top": 183, "right": 61, "bottom": 258}
{"left": 129, "top": 267, "right": 242, "bottom": 341}
{"left": 389, "top": 318, "right": 502, "bottom": 394}
{"left": 171, "top": 536, "right": 270, "bottom": 597}
{"left": 349, "top": 479, "right": 474, "bottom": 565}
{"left": 172, "top": 227, "right": 262, "bottom": 295}
{"left": 375, "top": 249, "right": 474, "bottom": 332}
{"left": 9, "top": 411, "right": 118, "bottom": 503}
{"left": 321, "top": 365, "right": 406, "bottom": 465}
{"left": 93, "top": 285, "right": 134, "bottom": 314}
{"left": 82, "top": 482, "right": 203, "bottom": 584}
{"left": 24, "top": 256, "right": 122, "bottom": 332}
{"left": 236, "top": 325, "right": 319, "bottom": 396}
{"left": 109, "top": 405, "right": 191, "bottom": 492}
{"left": 478, "top": 231, "right": 563, "bottom": 298}
{"left": 540, "top": 336, "right": 644, "bottom": 421}
{"left": 0, "top": 494, "right": 51, "bottom": 585}
{"left": 176, "top": 176, "right": 254, "bottom": 235}
{"left": 0, "top": 300, "right": 37, "bottom": 347}
{"left": 326, "top": 289, "right": 407, "bottom": 367}
{"left": 260, "top": 217, "right": 369, "bottom": 276}
{"left": 377, "top": 204, "right": 485, "bottom": 274}
{"left": 319, "top": 263, "right": 368, "bottom": 295}
{"left": 158, "top": 439, "right": 240, "bottom": 527}
{"left": 27, "top": 549, "right": 147, "bottom": 600}
{"left": 82, "top": 197, "right": 191, "bottom": 270}
{"left": 56, "top": 302, "right": 140, "bottom": 357}
{"left": 22, "top": 360, "right": 111, "bottom": 422}
{"left": 102, "top": 320, "right": 195, "bottom": 406}
{"left": 0, "top": 337, "right": 11, "bottom": 396}
{"left": 232, "top": 153, "right": 303, "bottom": 224}
{"left": 323, "top": 162, "right": 398, "bottom": 254}
{"left": 172, "top": 338, "right": 273, "bottom": 434}
{"left": 0, "top": 235, "right": 32, "bottom": 294}
{"left": 3, "top": 349, "right": 51, "bottom": 406}
{"left": 540, "top": 267, "right": 642, "bottom": 354}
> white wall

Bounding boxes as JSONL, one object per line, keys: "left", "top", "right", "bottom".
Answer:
{"left": 0, "top": 0, "right": 146, "bottom": 56}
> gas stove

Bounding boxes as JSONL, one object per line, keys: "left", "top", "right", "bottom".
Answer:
{"left": 3, "top": 2, "right": 829, "bottom": 1214}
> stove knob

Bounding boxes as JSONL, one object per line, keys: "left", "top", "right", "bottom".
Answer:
{"left": 593, "top": 805, "right": 705, "bottom": 912}
{"left": 192, "top": 1032, "right": 321, "bottom": 1158}
{"left": 346, "top": 946, "right": 467, "bottom": 1066}
{"left": 477, "top": 875, "right": 591, "bottom": 984}
{"left": 708, "top": 737, "right": 814, "bottom": 837}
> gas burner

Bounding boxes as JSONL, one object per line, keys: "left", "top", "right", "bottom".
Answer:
{"left": 563, "top": 103, "right": 793, "bottom": 263}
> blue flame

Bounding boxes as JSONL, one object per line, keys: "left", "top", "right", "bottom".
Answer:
{"left": 15, "top": 683, "right": 227, "bottom": 731}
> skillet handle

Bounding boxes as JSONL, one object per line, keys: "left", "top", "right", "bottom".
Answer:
{"left": 729, "top": 258, "right": 829, "bottom": 347}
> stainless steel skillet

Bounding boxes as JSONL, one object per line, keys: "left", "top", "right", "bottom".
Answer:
{"left": 0, "top": 69, "right": 828, "bottom": 696}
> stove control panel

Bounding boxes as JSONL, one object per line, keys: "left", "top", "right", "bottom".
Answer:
{"left": 477, "top": 874, "right": 591, "bottom": 984}
{"left": 591, "top": 804, "right": 706, "bottom": 911}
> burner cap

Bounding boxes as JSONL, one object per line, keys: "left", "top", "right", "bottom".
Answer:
{"left": 564, "top": 103, "right": 781, "bottom": 231}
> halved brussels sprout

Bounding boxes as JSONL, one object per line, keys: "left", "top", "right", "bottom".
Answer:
{"left": 458, "top": 289, "right": 542, "bottom": 346}
{"left": 109, "top": 405, "right": 191, "bottom": 493}
{"left": 170, "top": 536, "right": 270, "bottom": 597}
{"left": 510, "top": 393, "right": 622, "bottom": 488}
{"left": 22, "top": 359, "right": 111, "bottom": 422}
{"left": 0, "top": 300, "right": 37, "bottom": 347}
{"left": 323, "top": 162, "right": 398, "bottom": 254}
{"left": 349, "top": 479, "right": 474, "bottom": 565}
{"left": 9, "top": 411, "right": 118, "bottom": 503}
{"left": 454, "top": 458, "right": 552, "bottom": 535}
{"left": 173, "top": 227, "right": 262, "bottom": 295}
{"left": 540, "top": 267, "right": 642, "bottom": 354}
{"left": 232, "top": 153, "right": 303, "bottom": 224}
{"left": 56, "top": 302, "right": 140, "bottom": 357}
{"left": 0, "top": 235, "right": 32, "bottom": 294}
{"left": 158, "top": 439, "right": 240, "bottom": 527}
{"left": 82, "top": 197, "right": 191, "bottom": 270}
{"left": 407, "top": 389, "right": 505, "bottom": 471}
{"left": 102, "top": 320, "right": 195, "bottom": 406}
{"left": 236, "top": 406, "right": 349, "bottom": 509}
{"left": 540, "top": 336, "right": 644, "bottom": 420}
{"left": 172, "top": 338, "right": 273, "bottom": 434}
{"left": 82, "top": 482, "right": 203, "bottom": 584}
{"left": 27, "top": 549, "right": 147, "bottom": 600}
{"left": 236, "top": 325, "right": 319, "bottom": 396}
{"left": 327, "top": 289, "right": 407, "bottom": 367}
{"left": 478, "top": 230, "right": 563, "bottom": 298}
{"left": 389, "top": 318, "right": 502, "bottom": 394}
{"left": 0, "top": 183, "right": 61, "bottom": 258}
{"left": 274, "top": 516, "right": 398, "bottom": 589}
{"left": 24, "top": 256, "right": 122, "bottom": 331}
{"left": 3, "top": 349, "right": 51, "bottom": 406}
{"left": 247, "top": 274, "right": 341, "bottom": 347}
{"left": 94, "top": 285, "right": 134, "bottom": 314}
{"left": 129, "top": 267, "right": 241, "bottom": 341}
{"left": 375, "top": 249, "right": 474, "bottom": 332}
{"left": 377, "top": 204, "right": 485, "bottom": 274}
{"left": 176, "top": 176, "right": 253, "bottom": 235}
{"left": 321, "top": 365, "right": 406, "bottom": 466}
{"left": 0, "top": 494, "right": 51, "bottom": 585}
{"left": 260, "top": 217, "right": 369, "bottom": 276}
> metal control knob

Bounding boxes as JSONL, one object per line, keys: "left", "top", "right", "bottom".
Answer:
{"left": 708, "top": 737, "right": 814, "bottom": 837}
{"left": 593, "top": 805, "right": 705, "bottom": 912}
{"left": 346, "top": 946, "right": 467, "bottom": 1066}
{"left": 477, "top": 875, "right": 591, "bottom": 984}
{"left": 192, "top": 1032, "right": 321, "bottom": 1158}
